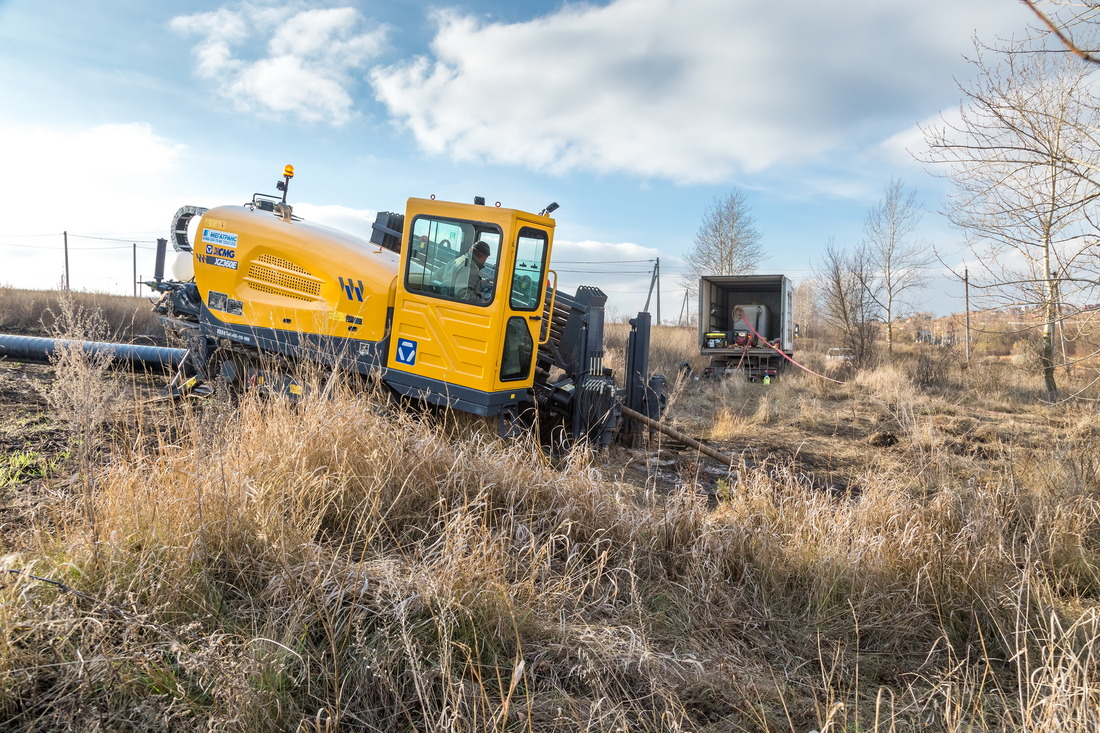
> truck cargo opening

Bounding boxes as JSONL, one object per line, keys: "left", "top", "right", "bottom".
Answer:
{"left": 698, "top": 274, "right": 794, "bottom": 380}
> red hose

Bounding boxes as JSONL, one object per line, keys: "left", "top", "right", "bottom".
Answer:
{"left": 734, "top": 343, "right": 748, "bottom": 370}
{"left": 738, "top": 317, "right": 845, "bottom": 384}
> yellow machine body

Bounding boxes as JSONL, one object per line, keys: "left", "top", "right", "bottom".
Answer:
{"left": 193, "top": 205, "right": 398, "bottom": 342}
{"left": 189, "top": 197, "right": 556, "bottom": 415}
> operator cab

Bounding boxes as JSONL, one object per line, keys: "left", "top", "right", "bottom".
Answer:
{"left": 386, "top": 197, "right": 556, "bottom": 418}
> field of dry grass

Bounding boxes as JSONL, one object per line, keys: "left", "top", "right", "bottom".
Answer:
{"left": 0, "top": 286, "right": 164, "bottom": 342}
{"left": 2, "top": 290, "right": 1100, "bottom": 731}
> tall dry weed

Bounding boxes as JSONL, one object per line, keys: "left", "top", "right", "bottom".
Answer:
{"left": 708, "top": 407, "right": 744, "bottom": 440}
{"left": 604, "top": 323, "right": 699, "bottom": 384}
{"left": 47, "top": 377, "right": 701, "bottom": 730}
{"left": 857, "top": 365, "right": 936, "bottom": 449}
{"left": 40, "top": 291, "right": 124, "bottom": 430}
{"left": 30, "top": 291, "right": 130, "bottom": 556}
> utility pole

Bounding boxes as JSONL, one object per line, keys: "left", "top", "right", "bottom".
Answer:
{"left": 643, "top": 259, "right": 657, "bottom": 316}
{"left": 63, "top": 230, "right": 70, "bottom": 291}
{"left": 133, "top": 242, "right": 138, "bottom": 297}
{"left": 642, "top": 258, "right": 663, "bottom": 324}
{"left": 964, "top": 267, "right": 971, "bottom": 364}
{"left": 655, "top": 257, "right": 661, "bottom": 325}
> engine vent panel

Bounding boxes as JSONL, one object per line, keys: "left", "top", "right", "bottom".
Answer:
{"left": 245, "top": 256, "right": 322, "bottom": 301}
{"left": 256, "top": 254, "right": 313, "bottom": 276}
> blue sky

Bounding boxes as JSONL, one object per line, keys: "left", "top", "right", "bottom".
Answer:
{"left": 0, "top": 0, "right": 1039, "bottom": 319}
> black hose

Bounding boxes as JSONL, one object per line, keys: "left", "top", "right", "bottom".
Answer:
{"left": 0, "top": 333, "right": 186, "bottom": 373}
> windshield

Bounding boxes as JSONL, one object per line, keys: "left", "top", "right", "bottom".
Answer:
{"left": 405, "top": 215, "right": 502, "bottom": 305}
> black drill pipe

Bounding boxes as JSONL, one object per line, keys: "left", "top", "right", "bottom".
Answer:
{"left": 620, "top": 405, "right": 739, "bottom": 470}
{"left": 0, "top": 333, "right": 186, "bottom": 373}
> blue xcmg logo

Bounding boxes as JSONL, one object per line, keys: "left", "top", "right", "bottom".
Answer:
{"left": 339, "top": 276, "right": 364, "bottom": 302}
{"left": 205, "top": 245, "right": 235, "bottom": 259}
{"left": 395, "top": 339, "right": 417, "bottom": 366}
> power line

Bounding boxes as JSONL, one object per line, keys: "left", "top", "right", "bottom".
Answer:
{"left": 552, "top": 260, "right": 657, "bottom": 265}
{"left": 1, "top": 241, "right": 157, "bottom": 251}
{"left": 1, "top": 242, "right": 65, "bottom": 249}
{"left": 552, "top": 268, "right": 652, "bottom": 275}
{"left": 0, "top": 230, "right": 161, "bottom": 243}
{"left": 586, "top": 287, "right": 688, "bottom": 295}
{"left": 69, "top": 233, "right": 162, "bottom": 242}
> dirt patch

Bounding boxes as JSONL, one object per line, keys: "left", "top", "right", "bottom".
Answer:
{"left": 0, "top": 361, "right": 58, "bottom": 451}
{"left": 0, "top": 359, "right": 168, "bottom": 539}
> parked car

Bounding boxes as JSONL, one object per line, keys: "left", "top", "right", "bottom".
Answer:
{"left": 826, "top": 347, "right": 855, "bottom": 361}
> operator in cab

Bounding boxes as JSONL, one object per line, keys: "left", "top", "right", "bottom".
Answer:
{"left": 443, "top": 240, "right": 492, "bottom": 302}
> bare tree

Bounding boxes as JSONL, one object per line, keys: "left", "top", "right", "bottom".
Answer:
{"left": 860, "top": 179, "right": 932, "bottom": 353}
{"left": 815, "top": 241, "right": 879, "bottom": 366}
{"left": 681, "top": 192, "right": 764, "bottom": 290}
{"left": 922, "top": 42, "right": 1100, "bottom": 401}
{"left": 793, "top": 279, "right": 823, "bottom": 341}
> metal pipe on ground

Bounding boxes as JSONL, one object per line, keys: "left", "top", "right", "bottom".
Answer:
{"left": 620, "top": 405, "right": 739, "bottom": 470}
{"left": 0, "top": 333, "right": 186, "bottom": 373}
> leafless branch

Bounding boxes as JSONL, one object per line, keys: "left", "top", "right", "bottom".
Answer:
{"left": 1021, "top": 0, "right": 1100, "bottom": 63}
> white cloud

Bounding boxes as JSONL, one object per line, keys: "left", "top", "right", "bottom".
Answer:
{"left": 546, "top": 238, "right": 682, "bottom": 316}
{"left": 170, "top": 7, "right": 250, "bottom": 79}
{"left": 371, "top": 0, "right": 1028, "bottom": 184}
{"left": 554, "top": 239, "right": 658, "bottom": 262}
{"left": 171, "top": 3, "right": 388, "bottom": 125}
{"left": 878, "top": 105, "right": 969, "bottom": 171}
{"left": 12, "top": 122, "right": 182, "bottom": 182}
{"left": 0, "top": 121, "right": 189, "bottom": 292}
{"left": 0, "top": 122, "right": 184, "bottom": 227}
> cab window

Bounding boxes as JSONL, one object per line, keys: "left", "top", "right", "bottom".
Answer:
{"left": 509, "top": 227, "right": 548, "bottom": 311}
{"left": 405, "top": 216, "right": 501, "bottom": 305}
{"left": 500, "top": 316, "right": 534, "bottom": 381}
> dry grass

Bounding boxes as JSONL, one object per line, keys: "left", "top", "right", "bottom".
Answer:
{"left": 0, "top": 286, "right": 163, "bottom": 342}
{"left": 604, "top": 322, "right": 700, "bottom": 385}
{"left": 2, "top": 298, "right": 1100, "bottom": 730}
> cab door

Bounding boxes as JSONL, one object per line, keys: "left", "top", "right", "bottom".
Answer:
{"left": 388, "top": 208, "right": 506, "bottom": 394}
{"left": 496, "top": 223, "right": 552, "bottom": 386}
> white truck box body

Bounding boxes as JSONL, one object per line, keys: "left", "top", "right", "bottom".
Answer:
{"left": 698, "top": 274, "right": 794, "bottom": 374}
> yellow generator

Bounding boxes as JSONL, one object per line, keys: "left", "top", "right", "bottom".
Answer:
{"left": 149, "top": 166, "right": 667, "bottom": 444}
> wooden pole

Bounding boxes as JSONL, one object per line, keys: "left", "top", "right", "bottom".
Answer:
{"left": 133, "top": 242, "right": 137, "bottom": 297}
{"left": 643, "top": 259, "right": 658, "bottom": 315}
{"left": 63, "top": 231, "right": 70, "bottom": 291}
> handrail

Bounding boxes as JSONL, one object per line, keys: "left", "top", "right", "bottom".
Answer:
{"left": 540, "top": 270, "right": 558, "bottom": 345}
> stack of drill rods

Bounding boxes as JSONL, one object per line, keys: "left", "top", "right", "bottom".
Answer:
{"left": 534, "top": 293, "right": 572, "bottom": 381}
